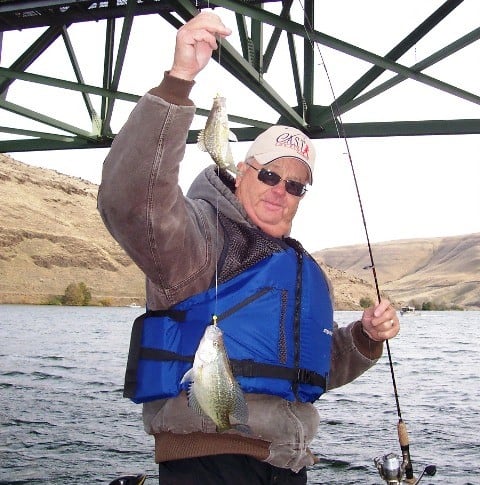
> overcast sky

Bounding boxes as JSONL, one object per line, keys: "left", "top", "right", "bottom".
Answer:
{"left": 1, "top": 1, "right": 479, "bottom": 252}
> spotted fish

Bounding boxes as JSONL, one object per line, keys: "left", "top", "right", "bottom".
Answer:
{"left": 181, "top": 323, "right": 249, "bottom": 433}
{"left": 197, "top": 94, "right": 238, "bottom": 174}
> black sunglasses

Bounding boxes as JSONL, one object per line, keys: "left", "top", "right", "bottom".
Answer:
{"left": 246, "top": 163, "right": 308, "bottom": 197}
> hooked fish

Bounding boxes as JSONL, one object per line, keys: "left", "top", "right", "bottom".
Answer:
{"left": 197, "top": 94, "right": 238, "bottom": 174}
{"left": 181, "top": 323, "right": 249, "bottom": 433}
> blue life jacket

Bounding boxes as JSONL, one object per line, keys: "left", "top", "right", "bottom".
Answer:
{"left": 124, "top": 245, "right": 333, "bottom": 404}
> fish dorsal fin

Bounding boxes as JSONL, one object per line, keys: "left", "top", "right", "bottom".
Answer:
{"left": 180, "top": 367, "right": 194, "bottom": 385}
{"left": 197, "top": 129, "right": 208, "bottom": 152}
{"left": 229, "top": 380, "right": 249, "bottom": 425}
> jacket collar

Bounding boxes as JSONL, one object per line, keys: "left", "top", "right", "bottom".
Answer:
{"left": 187, "top": 165, "right": 253, "bottom": 227}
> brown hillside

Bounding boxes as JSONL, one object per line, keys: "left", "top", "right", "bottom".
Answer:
{"left": 0, "top": 154, "right": 145, "bottom": 306}
{"left": 315, "top": 235, "right": 480, "bottom": 310}
{"left": 0, "top": 154, "right": 380, "bottom": 310}
{"left": 4, "top": 153, "right": 472, "bottom": 310}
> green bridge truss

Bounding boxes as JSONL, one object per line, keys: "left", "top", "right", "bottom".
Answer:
{"left": 0, "top": 0, "right": 479, "bottom": 153}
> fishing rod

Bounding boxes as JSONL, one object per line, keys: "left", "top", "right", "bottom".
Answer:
{"left": 297, "top": 2, "right": 437, "bottom": 483}
{"left": 329, "top": 99, "right": 437, "bottom": 485}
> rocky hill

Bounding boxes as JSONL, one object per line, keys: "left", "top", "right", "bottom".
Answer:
{"left": 1, "top": 154, "right": 477, "bottom": 310}
{"left": 0, "top": 154, "right": 144, "bottom": 306}
{"left": 315, "top": 234, "right": 480, "bottom": 310}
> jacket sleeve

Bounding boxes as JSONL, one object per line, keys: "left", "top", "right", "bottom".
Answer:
{"left": 327, "top": 320, "right": 383, "bottom": 390}
{"left": 97, "top": 74, "right": 217, "bottom": 307}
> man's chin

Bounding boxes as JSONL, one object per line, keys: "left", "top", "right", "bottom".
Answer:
{"left": 256, "top": 218, "right": 290, "bottom": 239}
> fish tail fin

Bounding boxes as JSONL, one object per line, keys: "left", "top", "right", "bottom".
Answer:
{"left": 216, "top": 423, "right": 232, "bottom": 433}
{"left": 216, "top": 421, "right": 251, "bottom": 434}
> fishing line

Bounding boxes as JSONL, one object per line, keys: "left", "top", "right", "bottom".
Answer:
{"left": 194, "top": 1, "right": 220, "bottom": 318}
{"left": 297, "top": 0, "right": 413, "bottom": 478}
{"left": 212, "top": 29, "right": 223, "bottom": 319}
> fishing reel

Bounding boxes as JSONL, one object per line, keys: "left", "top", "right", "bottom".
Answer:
{"left": 374, "top": 452, "right": 436, "bottom": 485}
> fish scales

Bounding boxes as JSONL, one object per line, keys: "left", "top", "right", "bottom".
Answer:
{"left": 181, "top": 324, "right": 249, "bottom": 433}
{"left": 197, "top": 95, "right": 238, "bottom": 174}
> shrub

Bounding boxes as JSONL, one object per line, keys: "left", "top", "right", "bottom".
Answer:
{"left": 359, "top": 296, "right": 374, "bottom": 309}
{"left": 61, "top": 282, "right": 92, "bottom": 306}
{"left": 46, "top": 296, "right": 62, "bottom": 305}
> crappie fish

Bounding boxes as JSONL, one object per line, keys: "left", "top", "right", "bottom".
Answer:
{"left": 197, "top": 94, "right": 238, "bottom": 174}
{"left": 181, "top": 324, "right": 249, "bottom": 433}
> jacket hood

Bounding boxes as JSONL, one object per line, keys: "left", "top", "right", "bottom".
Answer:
{"left": 187, "top": 165, "right": 253, "bottom": 227}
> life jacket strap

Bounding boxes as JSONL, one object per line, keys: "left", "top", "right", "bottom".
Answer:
{"left": 136, "top": 349, "right": 326, "bottom": 389}
{"left": 140, "top": 347, "right": 193, "bottom": 362}
{"left": 230, "top": 359, "right": 326, "bottom": 389}
{"left": 146, "top": 309, "right": 188, "bottom": 322}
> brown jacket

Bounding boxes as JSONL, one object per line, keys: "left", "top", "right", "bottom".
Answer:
{"left": 97, "top": 72, "right": 383, "bottom": 472}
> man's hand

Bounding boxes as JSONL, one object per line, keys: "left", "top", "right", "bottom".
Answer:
{"left": 361, "top": 299, "right": 399, "bottom": 342}
{"left": 170, "top": 12, "right": 231, "bottom": 81}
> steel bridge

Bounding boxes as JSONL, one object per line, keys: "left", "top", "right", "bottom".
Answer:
{"left": 0, "top": 0, "right": 479, "bottom": 153}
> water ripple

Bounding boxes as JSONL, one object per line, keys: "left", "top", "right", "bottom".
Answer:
{"left": 1, "top": 306, "right": 479, "bottom": 484}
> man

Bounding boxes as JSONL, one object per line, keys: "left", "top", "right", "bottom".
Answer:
{"left": 98, "top": 12, "right": 399, "bottom": 485}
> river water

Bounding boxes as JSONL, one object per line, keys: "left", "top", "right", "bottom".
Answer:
{"left": 1, "top": 306, "right": 479, "bottom": 484}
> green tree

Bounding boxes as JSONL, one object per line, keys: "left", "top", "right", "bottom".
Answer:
{"left": 46, "top": 295, "right": 62, "bottom": 305}
{"left": 61, "top": 282, "right": 92, "bottom": 306}
{"left": 78, "top": 282, "right": 91, "bottom": 305}
{"left": 422, "top": 301, "right": 433, "bottom": 311}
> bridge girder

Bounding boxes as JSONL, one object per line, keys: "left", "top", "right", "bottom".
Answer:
{"left": 0, "top": 0, "right": 479, "bottom": 153}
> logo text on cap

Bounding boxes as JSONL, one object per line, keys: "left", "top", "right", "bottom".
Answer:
{"left": 275, "top": 132, "right": 310, "bottom": 160}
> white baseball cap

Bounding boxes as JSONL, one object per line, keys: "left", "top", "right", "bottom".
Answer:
{"left": 245, "top": 125, "right": 316, "bottom": 184}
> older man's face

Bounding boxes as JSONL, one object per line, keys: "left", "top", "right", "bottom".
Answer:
{"left": 235, "top": 157, "right": 309, "bottom": 238}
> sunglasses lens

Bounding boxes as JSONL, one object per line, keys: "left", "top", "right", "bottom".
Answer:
{"left": 258, "top": 169, "right": 281, "bottom": 187}
{"left": 255, "top": 167, "right": 306, "bottom": 197}
{"left": 285, "top": 181, "right": 306, "bottom": 197}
